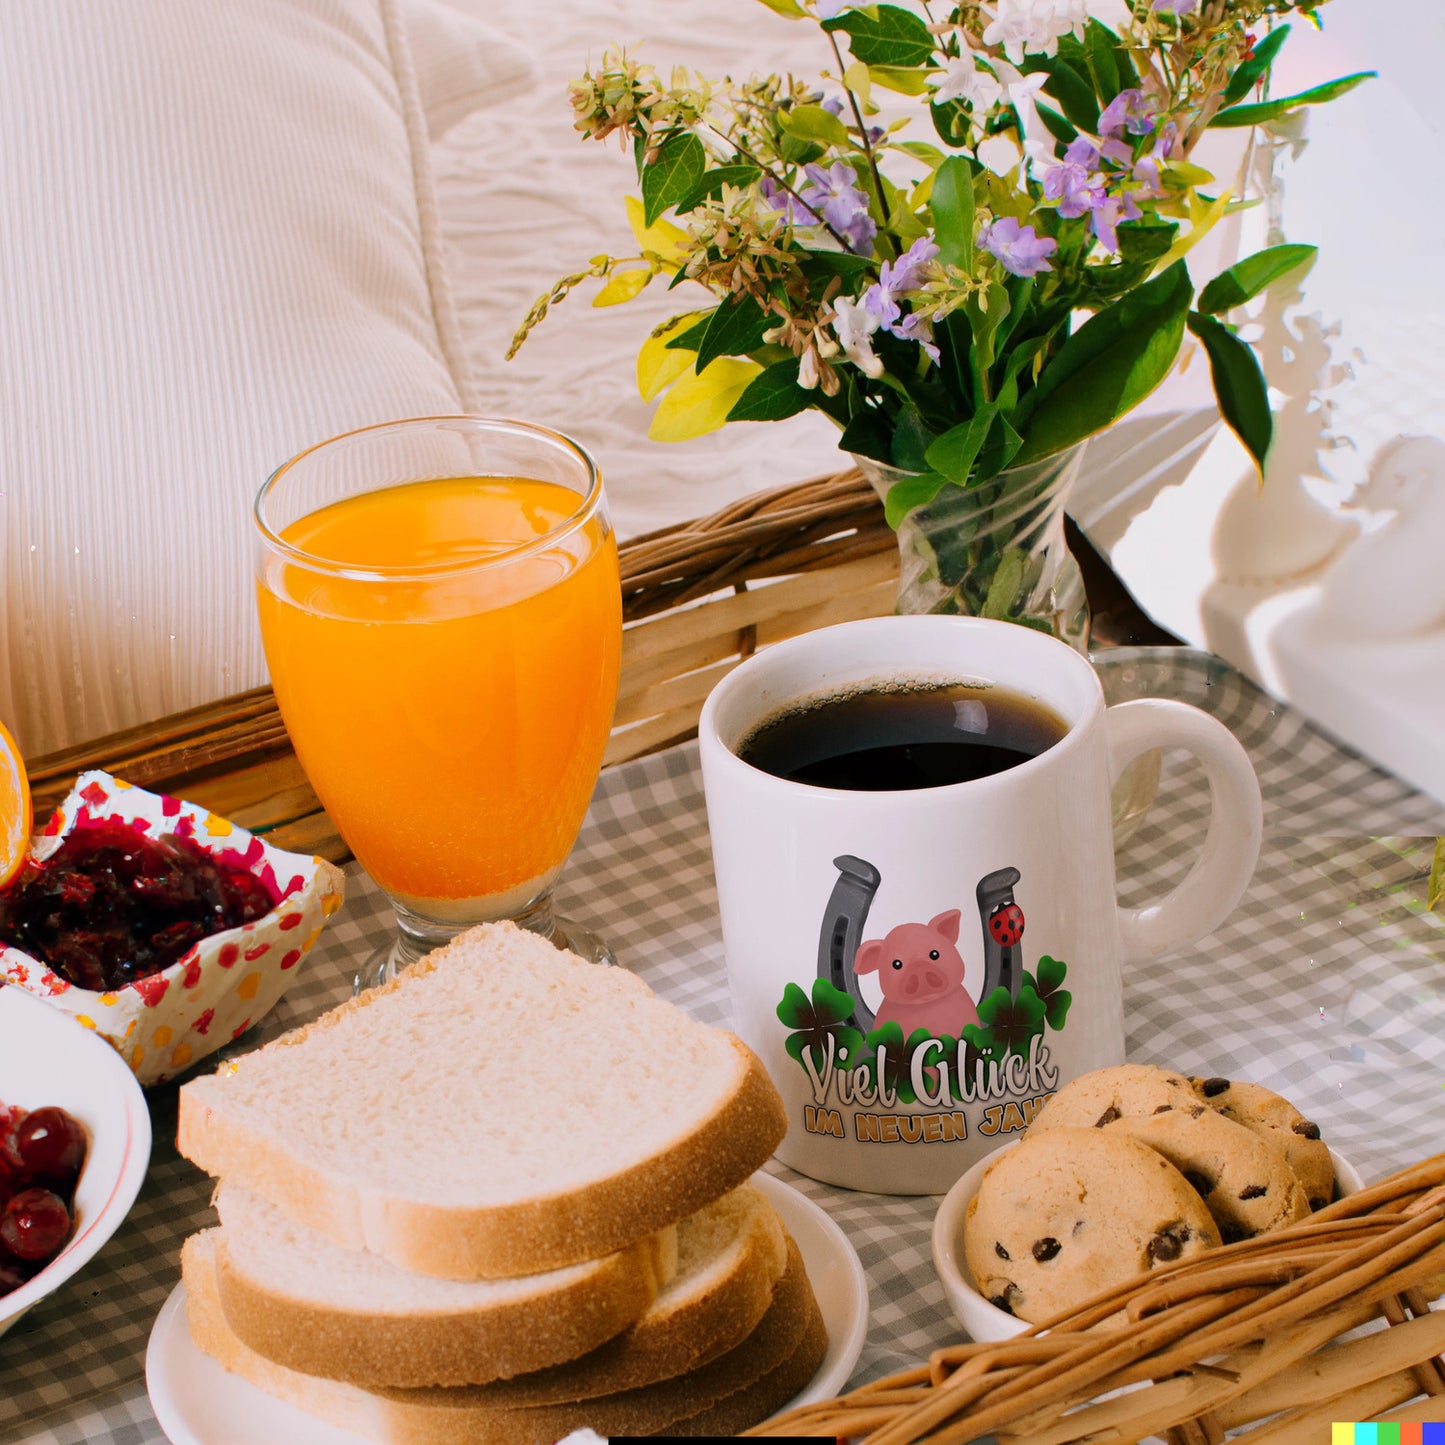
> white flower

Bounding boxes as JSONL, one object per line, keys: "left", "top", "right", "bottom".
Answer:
{"left": 977, "top": 133, "right": 1024, "bottom": 176}
{"left": 981, "top": 0, "right": 1088, "bottom": 63}
{"left": 830, "top": 296, "right": 884, "bottom": 378}
{"left": 931, "top": 55, "right": 1003, "bottom": 111}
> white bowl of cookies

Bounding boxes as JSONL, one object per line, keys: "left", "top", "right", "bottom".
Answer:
{"left": 931, "top": 1064, "right": 1364, "bottom": 1343}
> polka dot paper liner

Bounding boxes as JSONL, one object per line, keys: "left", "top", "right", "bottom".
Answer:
{"left": 0, "top": 770, "right": 345, "bottom": 1085}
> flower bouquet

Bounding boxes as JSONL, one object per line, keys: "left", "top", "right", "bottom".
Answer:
{"left": 512, "top": 0, "right": 1368, "bottom": 638}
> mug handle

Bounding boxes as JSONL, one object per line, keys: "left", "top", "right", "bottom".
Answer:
{"left": 1104, "top": 699, "right": 1263, "bottom": 965}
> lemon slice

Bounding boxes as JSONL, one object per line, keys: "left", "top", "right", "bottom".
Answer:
{"left": 0, "top": 719, "right": 32, "bottom": 889}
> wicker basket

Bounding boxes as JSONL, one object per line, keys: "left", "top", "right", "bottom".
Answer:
{"left": 24, "top": 466, "right": 898, "bottom": 859}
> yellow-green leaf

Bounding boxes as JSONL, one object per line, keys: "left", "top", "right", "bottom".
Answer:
{"left": 592, "top": 268, "right": 653, "bottom": 307}
{"left": 754, "top": 0, "right": 807, "bottom": 16}
{"left": 868, "top": 64, "right": 934, "bottom": 96}
{"left": 1155, "top": 189, "right": 1234, "bottom": 273}
{"left": 648, "top": 359, "right": 762, "bottom": 442}
{"left": 843, "top": 61, "right": 873, "bottom": 110}
{"left": 625, "top": 195, "right": 688, "bottom": 263}
{"left": 636, "top": 318, "right": 702, "bottom": 401}
{"left": 1429, "top": 838, "right": 1444, "bottom": 916}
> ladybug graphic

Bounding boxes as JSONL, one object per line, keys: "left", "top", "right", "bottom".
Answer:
{"left": 988, "top": 901, "right": 1025, "bottom": 947}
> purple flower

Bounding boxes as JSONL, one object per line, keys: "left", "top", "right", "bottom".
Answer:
{"left": 893, "top": 311, "right": 940, "bottom": 364}
{"left": 1131, "top": 122, "right": 1178, "bottom": 197}
{"left": 979, "top": 216, "right": 1057, "bottom": 277}
{"left": 881, "top": 237, "right": 940, "bottom": 294}
{"left": 799, "top": 161, "right": 877, "bottom": 254}
{"left": 1153, "top": 0, "right": 1198, "bottom": 13}
{"left": 1091, "top": 192, "right": 1142, "bottom": 252}
{"left": 856, "top": 238, "right": 942, "bottom": 357}
{"left": 1099, "top": 88, "right": 1157, "bottom": 139}
{"left": 1063, "top": 135, "right": 1101, "bottom": 170}
{"left": 759, "top": 176, "right": 816, "bottom": 227}
{"left": 860, "top": 280, "right": 901, "bottom": 330}
{"left": 821, "top": 96, "right": 845, "bottom": 117}
{"left": 1042, "top": 156, "right": 1105, "bottom": 218}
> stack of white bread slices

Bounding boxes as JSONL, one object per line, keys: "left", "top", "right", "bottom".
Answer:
{"left": 175, "top": 922, "right": 824, "bottom": 1442}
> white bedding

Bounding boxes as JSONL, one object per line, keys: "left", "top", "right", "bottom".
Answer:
{"left": 428, "top": 0, "right": 850, "bottom": 541}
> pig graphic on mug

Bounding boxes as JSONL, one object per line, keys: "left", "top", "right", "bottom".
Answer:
{"left": 853, "top": 910, "right": 982, "bottom": 1038}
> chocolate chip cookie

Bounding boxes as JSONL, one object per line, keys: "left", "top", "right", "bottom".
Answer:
{"left": 1113, "top": 1107, "right": 1312, "bottom": 1242}
{"left": 1193, "top": 1076, "right": 1334, "bottom": 1211}
{"left": 962, "top": 1126, "right": 1221, "bottom": 1325}
{"left": 1029, "top": 1063, "right": 1203, "bottom": 1131}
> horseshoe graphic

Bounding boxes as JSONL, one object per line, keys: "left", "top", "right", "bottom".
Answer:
{"left": 816, "top": 854, "right": 881, "bottom": 1034}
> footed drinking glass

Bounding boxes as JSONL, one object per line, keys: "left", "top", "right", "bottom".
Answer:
{"left": 254, "top": 417, "right": 622, "bottom": 989}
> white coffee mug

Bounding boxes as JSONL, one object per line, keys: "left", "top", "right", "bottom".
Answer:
{"left": 698, "top": 616, "right": 1263, "bottom": 1194}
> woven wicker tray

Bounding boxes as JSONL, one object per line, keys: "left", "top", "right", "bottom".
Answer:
{"left": 755, "top": 1154, "right": 1445, "bottom": 1443}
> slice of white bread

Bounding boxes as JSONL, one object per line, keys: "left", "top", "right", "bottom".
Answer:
{"left": 458, "top": 1180, "right": 789, "bottom": 1404}
{"left": 211, "top": 1186, "right": 676, "bottom": 1387}
{"left": 183, "top": 1231, "right": 827, "bottom": 1444}
{"left": 177, "top": 923, "right": 788, "bottom": 1280}
{"left": 212, "top": 1180, "right": 786, "bottom": 1390}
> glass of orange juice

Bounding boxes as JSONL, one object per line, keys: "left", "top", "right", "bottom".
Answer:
{"left": 254, "top": 417, "right": 622, "bottom": 988}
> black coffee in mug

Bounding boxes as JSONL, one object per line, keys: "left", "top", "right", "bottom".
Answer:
{"left": 737, "top": 680, "right": 1068, "bottom": 791}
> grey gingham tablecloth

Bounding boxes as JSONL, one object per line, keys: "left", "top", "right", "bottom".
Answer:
{"left": 4, "top": 647, "right": 1444, "bottom": 1444}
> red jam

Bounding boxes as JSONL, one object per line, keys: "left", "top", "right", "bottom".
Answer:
{"left": 0, "top": 1102, "right": 87, "bottom": 1297}
{"left": 0, "top": 819, "right": 277, "bottom": 991}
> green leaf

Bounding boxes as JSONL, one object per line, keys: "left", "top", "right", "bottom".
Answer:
{"left": 754, "top": 0, "right": 808, "bottom": 15}
{"left": 780, "top": 103, "right": 852, "bottom": 149}
{"left": 925, "top": 404, "right": 998, "bottom": 488}
{"left": 1429, "top": 839, "right": 1445, "bottom": 916}
{"left": 1083, "top": 21, "right": 1120, "bottom": 102}
{"left": 1013, "top": 260, "right": 1192, "bottom": 465}
{"left": 822, "top": 5, "right": 936, "bottom": 68}
{"left": 1211, "top": 72, "right": 1375, "bottom": 128}
{"left": 895, "top": 139, "right": 946, "bottom": 166}
{"left": 695, "top": 293, "right": 770, "bottom": 372}
{"left": 1222, "top": 24, "right": 1291, "bottom": 107}
{"left": 1197, "top": 243, "right": 1317, "bottom": 314}
{"left": 883, "top": 470, "right": 949, "bottom": 528}
{"left": 673, "top": 164, "right": 762, "bottom": 213}
{"left": 641, "top": 131, "right": 707, "bottom": 226}
{"left": 727, "top": 356, "right": 811, "bottom": 422}
{"left": 839, "top": 406, "right": 894, "bottom": 465}
{"left": 1021, "top": 54, "right": 1099, "bottom": 134}
{"left": 665, "top": 312, "right": 714, "bottom": 351}
{"left": 929, "top": 156, "right": 976, "bottom": 271}
{"left": 868, "top": 64, "right": 933, "bottom": 96}
{"left": 889, "top": 406, "right": 934, "bottom": 473}
{"left": 1034, "top": 101, "right": 1077, "bottom": 148}
{"left": 930, "top": 99, "right": 972, "bottom": 149}
{"left": 775, "top": 981, "right": 812, "bottom": 1028}
{"left": 981, "top": 548, "right": 1028, "bottom": 620}
{"left": 1187, "top": 311, "right": 1273, "bottom": 473}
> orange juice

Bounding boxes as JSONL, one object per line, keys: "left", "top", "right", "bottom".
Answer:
{"left": 256, "top": 477, "right": 621, "bottom": 908}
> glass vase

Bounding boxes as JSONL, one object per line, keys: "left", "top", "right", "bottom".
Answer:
{"left": 856, "top": 441, "right": 1090, "bottom": 653}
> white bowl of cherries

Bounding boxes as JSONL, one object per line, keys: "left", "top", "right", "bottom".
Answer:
{"left": 0, "top": 982, "right": 151, "bottom": 1334}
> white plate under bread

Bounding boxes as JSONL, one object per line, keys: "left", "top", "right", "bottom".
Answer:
{"left": 146, "top": 1172, "right": 868, "bottom": 1445}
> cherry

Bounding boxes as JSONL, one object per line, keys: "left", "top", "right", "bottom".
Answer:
{"left": 16, "top": 1108, "right": 86, "bottom": 1189}
{"left": 0, "top": 1257, "right": 30, "bottom": 1294}
{"left": 0, "top": 1187, "right": 72, "bottom": 1262}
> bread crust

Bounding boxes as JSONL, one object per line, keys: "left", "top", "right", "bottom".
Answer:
{"left": 177, "top": 929, "right": 789, "bottom": 1279}
{"left": 434, "top": 1182, "right": 788, "bottom": 1405}
{"left": 185, "top": 1232, "right": 827, "bottom": 1444}
{"left": 214, "top": 1224, "right": 674, "bottom": 1388}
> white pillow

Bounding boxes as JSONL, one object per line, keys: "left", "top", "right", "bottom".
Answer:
{"left": 403, "top": 0, "right": 537, "bottom": 140}
{"left": 0, "top": 0, "right": 487, "bottom": 758}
